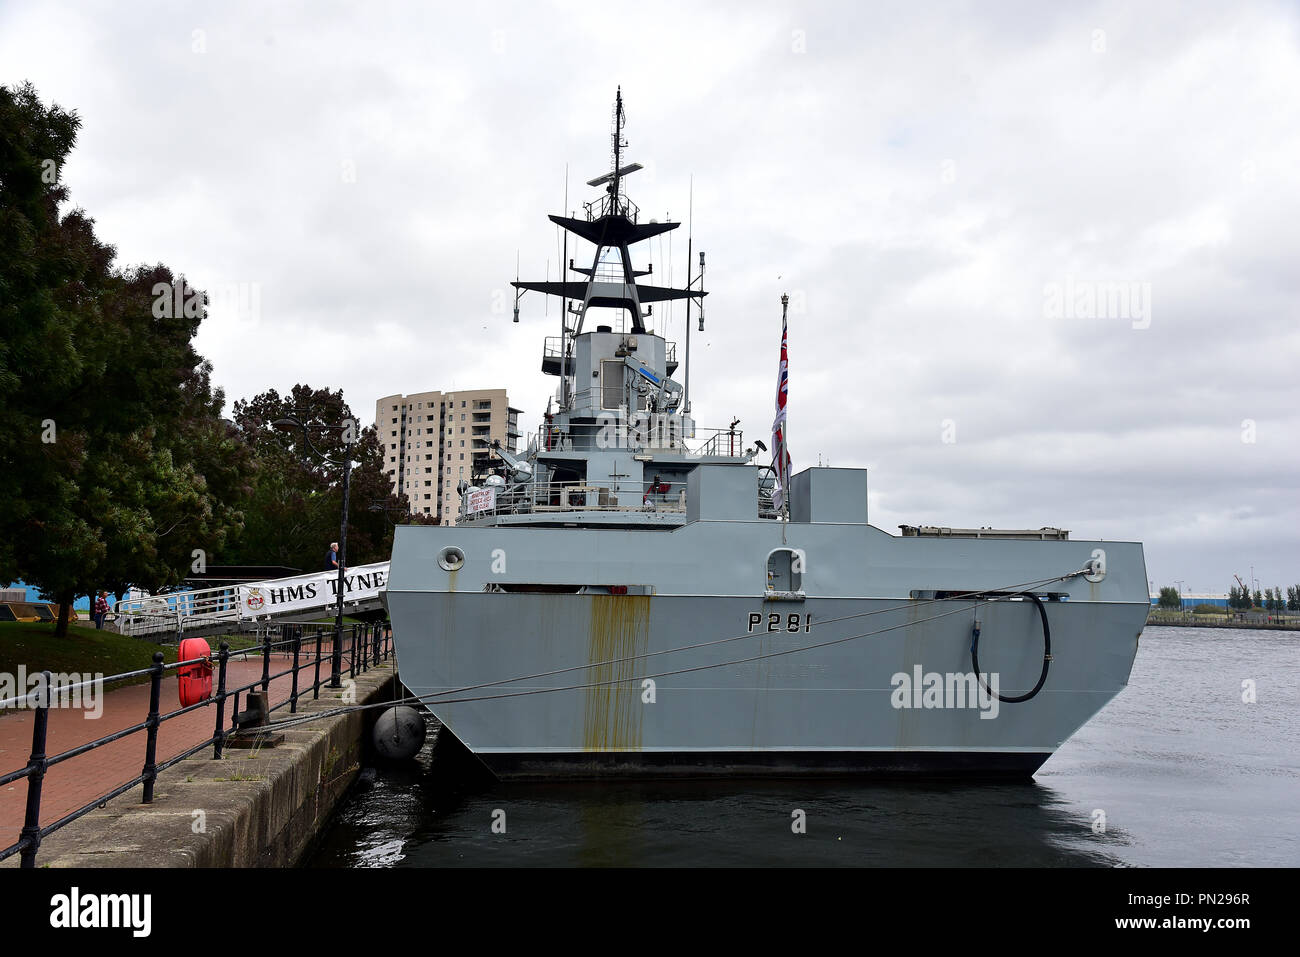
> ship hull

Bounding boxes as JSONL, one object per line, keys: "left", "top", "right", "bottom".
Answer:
{"left": 387, "top": 587, "right": 1146, "bottom": 780}
{"left": 456, "top": 744, "right": 1053, "bottom": 780}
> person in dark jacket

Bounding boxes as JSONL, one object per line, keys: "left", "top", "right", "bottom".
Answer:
{"left": 326, "top": 542, "right": 340, "bottom": 572}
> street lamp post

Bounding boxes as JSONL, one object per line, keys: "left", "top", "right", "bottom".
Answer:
{"left": 274, "top": 415, "right": 355, "bottom": 689}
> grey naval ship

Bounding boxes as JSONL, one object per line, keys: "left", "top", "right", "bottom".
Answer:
{"left": 384, "top": 91, "right": 1149, "bottom": 779}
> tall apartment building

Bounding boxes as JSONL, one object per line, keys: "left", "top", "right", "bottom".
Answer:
{"left": 375, "top": 389, "right": 522, "bottom": 525}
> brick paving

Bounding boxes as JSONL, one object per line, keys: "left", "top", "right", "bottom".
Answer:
{"left": 0, "top": 638, "right": 361, "bottom": 851}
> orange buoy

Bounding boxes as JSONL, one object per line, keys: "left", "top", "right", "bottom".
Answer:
{"left": 178, "top": 637, "right": 213, "bottom": 707}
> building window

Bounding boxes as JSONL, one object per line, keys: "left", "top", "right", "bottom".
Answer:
{"left": 461, "top": 401, "right": 466, "bottom": 408}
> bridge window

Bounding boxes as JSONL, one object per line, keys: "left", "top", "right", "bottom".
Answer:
{"left": 766, "top": 549, "right": 804, "bottom": 594}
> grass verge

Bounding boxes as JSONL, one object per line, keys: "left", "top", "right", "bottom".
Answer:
{"left": 0, "top": 621, "right": 261, "bottom": 685}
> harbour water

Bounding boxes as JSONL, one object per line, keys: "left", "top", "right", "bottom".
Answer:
{"left": 308, "top": 626, "right": 1299, "bottom": 867}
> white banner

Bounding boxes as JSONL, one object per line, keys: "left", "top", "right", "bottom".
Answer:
{"left": 238, "top": 561, "right": 390, "bottom": 619}
{"left": 466, "top": 486, "right": 496, "bottom": 513}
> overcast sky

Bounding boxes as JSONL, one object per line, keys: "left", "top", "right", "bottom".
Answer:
{"left": 3, "top": 0, "right": 1297, "bottom": 593}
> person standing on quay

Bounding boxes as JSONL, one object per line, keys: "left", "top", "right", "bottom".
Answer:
{"left": 326, "top": 541, "right": 340, "bottom": 572}
{"left": 93, "top": 591, "right": 109, "bottom": 629}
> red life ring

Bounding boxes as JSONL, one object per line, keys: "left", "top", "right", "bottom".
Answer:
{"left": 178, "top": 637, "right": 213, "bottom": 707}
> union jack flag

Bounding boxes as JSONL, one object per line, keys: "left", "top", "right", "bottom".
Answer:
{"left": 771, "top": 304, "right": 791, "bottom": 511}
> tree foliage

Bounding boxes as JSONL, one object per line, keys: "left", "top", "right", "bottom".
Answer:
{"left": 0, "top": 82, "right": 250, "bottom": 634}
{"left": 224, "top": 384, "right": 422, "bottom": 574}
{"left": 1157, "top": 586, "right": 1181, "bottom": 610}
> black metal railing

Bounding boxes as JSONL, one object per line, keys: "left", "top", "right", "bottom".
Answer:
{"left": 0, "top": 620, "right": 394, "bottom": 868}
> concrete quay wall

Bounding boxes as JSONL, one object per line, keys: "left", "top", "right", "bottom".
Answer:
{"left": 15, "top": 663, "right": 397, "bottom": 868}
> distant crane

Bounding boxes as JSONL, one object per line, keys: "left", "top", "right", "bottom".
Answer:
{"left": 1233, "top": 574, "right": 1251, "bottom": 610}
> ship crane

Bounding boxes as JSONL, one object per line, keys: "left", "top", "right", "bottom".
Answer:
{"left": 624, "top": 355, "right": 683, "bottom": 412}
{"left": 489, "top": 439, "right": 533, "bottom": 480}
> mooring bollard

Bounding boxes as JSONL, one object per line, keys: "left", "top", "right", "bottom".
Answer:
{"left": 142, "top": 652, "right": 164, "bottom": 804}
{"left": 19, "top": 670, "right": 51, "bottom": 868}
{"left": 213, "top": 640, "right": 230, "bottom": 759}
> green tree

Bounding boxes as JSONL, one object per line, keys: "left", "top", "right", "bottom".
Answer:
{"left": 225, "top": 384, "right": 418, "bottom": 573}
{"left": 1252, "top": 589, "right": 1263, "bottom": 609}
{"left": 1157, "top": 586, "right": 1181, "bottom": 610}
{"left": 1288, "top": 585, "right": 1299, "bottom": 612}
{"left": 0, "top": 83, "right": 250, "bottom": 635}
{"left": 1228, "top": 585, "right": 1241, "bottom": 609}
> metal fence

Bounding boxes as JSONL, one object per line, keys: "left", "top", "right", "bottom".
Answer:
{"left": 0, "top": 620, "right": 393, "bottom": 868}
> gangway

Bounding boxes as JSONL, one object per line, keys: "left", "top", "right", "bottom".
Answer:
{"left": 112, "top": 562, "right": 391, "bottom": 639}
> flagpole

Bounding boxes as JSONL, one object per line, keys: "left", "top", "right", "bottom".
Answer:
{"left": 780, "top": 292, "right": 789, "bottom": 545}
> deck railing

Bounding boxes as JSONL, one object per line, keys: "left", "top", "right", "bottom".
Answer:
{"left": 468, "top": 480, "right": 687, "bottom": 518}
{"left": 532, "top": 421, "right": 740, "bottom": 457}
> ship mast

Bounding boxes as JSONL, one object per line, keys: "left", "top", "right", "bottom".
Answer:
{"left": 512, "top": 89, "right": 708, "bottom": 412}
